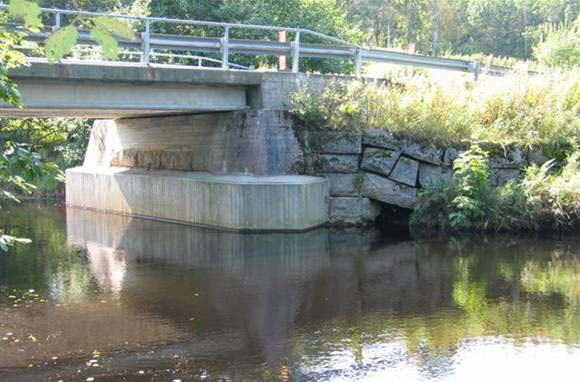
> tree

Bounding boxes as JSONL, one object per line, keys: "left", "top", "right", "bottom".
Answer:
{"left": 148, "top": 0, "right": 363, "bottom": 73}
{"left": 534, "top": 18, "right": 580, "bottom": 68}
{"left": 1, "top": 0, "right": 135, "bottom": 250}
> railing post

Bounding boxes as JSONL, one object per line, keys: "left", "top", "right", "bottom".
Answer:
{"left": 354, "top": 48, "right": 363, "bottom": 78}
{"left": 53, "top": 12, "right": 61, "bottom": 31}
{"left": 469, "top": 61, "right": 481, "bottom": 81}
{"left": 292, "top": 30, "right": 300, "bottom": 73}
{"left": 222, "top": 26, "right": 230, "bottom": 69}
{"left": 141, "top": 19, "right": 151, "bottom": 64}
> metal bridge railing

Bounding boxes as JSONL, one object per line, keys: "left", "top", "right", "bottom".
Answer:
{"left": 0, "top": 4, "right": 515, "bottom": 78}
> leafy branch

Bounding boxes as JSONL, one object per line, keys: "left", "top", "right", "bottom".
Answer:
{"left": 6, "top": 0, "right": 137, "bottom": 62}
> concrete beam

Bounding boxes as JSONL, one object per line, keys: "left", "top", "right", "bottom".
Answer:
{"left": 66, "top": 167, "right": 329, "bottom": 232}
{"left": 0, "top": 79, "right": 249, "bottom": 118}
{"left": 8, "top": 61, "right": 264, "bottom": 86}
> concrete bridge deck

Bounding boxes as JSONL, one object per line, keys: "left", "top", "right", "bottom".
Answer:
{"left": 1, "top": 61, "right": 265, "bottom": 118}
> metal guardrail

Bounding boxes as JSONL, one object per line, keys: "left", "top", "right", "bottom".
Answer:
{"left": 0, "top": 4, "right": 512, "bottom": 78}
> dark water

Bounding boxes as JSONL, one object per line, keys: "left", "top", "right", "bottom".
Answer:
{"left": 0, "top": 205, "right": 579, "bottom": 382}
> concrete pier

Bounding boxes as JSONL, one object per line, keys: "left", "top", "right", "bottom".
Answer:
{"left": 66, "top": 167, "right": 328, "bottom": 231}
{"left": 37, "top": 68, "right": 339, "bottom": 231}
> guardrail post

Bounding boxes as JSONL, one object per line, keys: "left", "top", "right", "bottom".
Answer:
{"left": 354, "top": 48, "right": 363, "bottom": 78}
{"left": 141, "top": 19, "right": 151, "bottom": 64}
{"left": 53, "top": 12, "right": 61, "bottom": 31}
{"left": 292, "top": 31, "right": 300, "bottom": 73}
{"left": 468, "top": 61, "right": 481, "bottom": 81}
{"left": 222, "top": 26, "right": 230, "bottom": 69}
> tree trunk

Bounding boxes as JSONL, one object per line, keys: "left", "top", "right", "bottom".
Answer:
{"left": 432, "top": 0, "right": 441, "bottom": 55}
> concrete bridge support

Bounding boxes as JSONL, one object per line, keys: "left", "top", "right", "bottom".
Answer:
{"left": 65, "top": 72, "right": 332, "bottom": 231}
{"left": 2, "top": 64, "right": 339, "bottom": 230}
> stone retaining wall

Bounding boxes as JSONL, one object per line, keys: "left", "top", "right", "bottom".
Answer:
{"left": 308, "top": 129, "right": 535, "bottom": 226}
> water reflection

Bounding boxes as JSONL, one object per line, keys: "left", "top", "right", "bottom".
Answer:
{"left": 0, "top": 205, "right": 579, "bottom": 381}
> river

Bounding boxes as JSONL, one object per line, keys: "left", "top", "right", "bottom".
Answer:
{"left": 0, "top": 205, "right": 579, "bottom": 381}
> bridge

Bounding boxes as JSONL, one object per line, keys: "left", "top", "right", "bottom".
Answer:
{"left": 0, "top": 5, "right": 518, "bottom": 231}
{"left": 1, "top": 61, "right": 259, "bottom": 118}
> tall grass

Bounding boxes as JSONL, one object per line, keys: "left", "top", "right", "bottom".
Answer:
{"left": 291, "top": 70, "right": 580, "bottom": 158}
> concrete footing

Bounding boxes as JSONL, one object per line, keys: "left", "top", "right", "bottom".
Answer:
{"left": 66, "top": 167, "right": 329, "bottom": 232}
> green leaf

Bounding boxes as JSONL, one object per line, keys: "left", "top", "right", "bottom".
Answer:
{"left": 92, "top": 16, "right": 136, "bottom": 40}
{"left": 44, "top": 25, "right": 78, "bottom": 63}
{"left": 90, "top": 25, "right": 120, "bottom": 59}
{"left": 8, "top": 0, "right": 42, "bottom": 28}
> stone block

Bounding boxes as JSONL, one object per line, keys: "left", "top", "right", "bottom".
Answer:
{"left": 322, "top": 173, "right": 360, "bottom": 196}
{"left": 490, "top": 168, "right": 521, "bottom": 187}
{"left": 362, "top": 129, "right": 399, "bottom": 150}
{"left": 488, "top": 146, "right": 526, "bottom": 169}
{"left": 528, "top": 147, "right": 549, "bottom": 166}
{"left": 329, "top": 197, "right": 382, "bottom": 226}
{"left": 418, "top": 163, "right": 453, "bottom": 188}
{"left": 317, "top": 154, "right": 359, "bottom": 173}
{"left": 361, "top": 173, "right": 418, "bottom": 209}
{"left": 310, "top": 131, "right": 362, "bottom": 154}
{"left": 443, "top": 147, "right": 463, "bottom": 166}
{"left": 390, "top": 156, "right": 419, "bottom": 187}
{"left": 361, "top": 147, "right": 400, "bottom": 176}
{"left": 399, "top": 142, "right": 443, "bottom": 165}
{"left": 363, "top": 129, "right": 443, "bottom": 164}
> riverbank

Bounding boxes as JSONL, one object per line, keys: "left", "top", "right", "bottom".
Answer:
{"left": 291, "top": 71, "right": 580, "bottom": 233}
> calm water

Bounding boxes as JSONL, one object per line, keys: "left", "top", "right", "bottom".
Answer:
{"left": 0, "top": 205, "right": 579, "bottom": 382}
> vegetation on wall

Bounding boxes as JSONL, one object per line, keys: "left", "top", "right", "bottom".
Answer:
{"left": 291, "top": 71, "right": 580, "bottom": 158}
{"left": 291, "top": 71, "right": 580, "bottom": 233}
{"left": 411, "top": 145, "right": 580, "bottom": 233}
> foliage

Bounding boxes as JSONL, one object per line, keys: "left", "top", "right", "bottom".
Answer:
{"left": 534, "top": 19, "right": 580, "bottom": 68}
{"left": 290, "top": 71, "right": 580, "bottom": 156}
{"left": 8, "top": 0, "right": 41, "bottom": 28}
{"left": 5, "top": 0, "right": 137, "bottom": 62}
{"left": 448, "top": 145, "right": 489, "bottom": 230}
{"left": 147, "top": 0, "right": 362, "bottom": 73}
{"left": 411, "top": 144, "right": 580, "bottom": 233}
{"left": 521, "top": 153, "right": 580, "bottom": 228}
{"left": 0, "top": 30, "right": 28, "bottom": 107}
{"left": 0, "top": 118, "right": 91, "bottom": 171}
{"left": 0, "top": 142, "right": 64, "bottom": 250}
{"left": 345, "top": 0, "right": 579, "bottom": 61}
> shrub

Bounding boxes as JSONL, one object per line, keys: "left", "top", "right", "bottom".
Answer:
{"left": 412, "top": 146, "right": 580, "bottom": 234}
{"left": 448, "top": 145, "right": 490, "bottom": 230}
{"left": 534, "top": 20, "right": 580, "bottom": 69}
